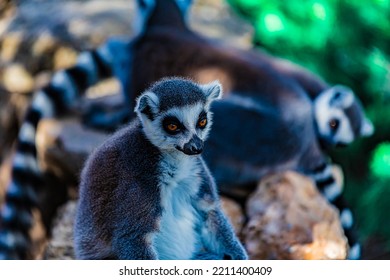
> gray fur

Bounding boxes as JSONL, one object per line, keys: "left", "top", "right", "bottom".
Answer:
{"left": 74, "top": 78, "right": 246, "bottom": 260}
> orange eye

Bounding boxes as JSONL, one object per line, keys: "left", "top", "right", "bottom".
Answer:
{"left": 167, "top": 124, "right": 178, "bottom": 131}
{"left": 198, "top": 118, "right": 207, "bottom": 128}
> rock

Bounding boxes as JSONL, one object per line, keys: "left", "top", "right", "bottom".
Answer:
{"left": 244, "top": 171, "right": 348, "bottom": 260}
{"left": 44, "top": 200, "right": 77, "bottom": 260}
{"left": 52, "top": 46, "right": 78, "bottom": 70}
{"left": 0, "top": 0, "right": 14, "bottom": 18}
{"left": 0, "top": 31, "right": 24, "bottom": 62}
{"left": 220, "top": 196, "right": 245, "bottom": 238}
{"left": 0, "top": 153, "right": 12, "bottom": 203}
{"left": 0, "top": 87, "right": 25, "bottom": 160}
{"left": 189, "top": 0, "right": 253, "bottom": 49}
{"left": 2, "top": 63, "right": 35, "bottom": 93}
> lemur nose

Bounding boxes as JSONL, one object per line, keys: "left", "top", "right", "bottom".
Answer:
{"left": 183, "top": 135, "right": 203, "bottom": 155}
{"left": 189, "top": 143, "right": 203, "bottom": 154}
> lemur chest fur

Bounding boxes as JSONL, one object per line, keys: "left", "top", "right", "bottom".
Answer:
{"left": 153, "top": 153, "right": 203, "bottom": 260}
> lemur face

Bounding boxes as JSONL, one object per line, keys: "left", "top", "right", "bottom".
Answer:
{"left": 135, "top": 78, "right": 222, "bottom": 155}
{"left": 314, "top": 85, "right": 374, "bottom": 147}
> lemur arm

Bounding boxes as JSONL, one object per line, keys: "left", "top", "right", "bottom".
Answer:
{"left": 194, "top": 159, "right": 248, "bottom": 260}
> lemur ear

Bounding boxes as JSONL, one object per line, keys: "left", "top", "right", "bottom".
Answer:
{"left": 201, "top": 80, "right": 223, "bottom": 101}
{"left": 135, "top": 91, "right": 159, "bottom": 119}
{"left": 361, "top": 118, "right": 374, "bottom": 137}
{"left": 175, "top": 0, "right": 194, "bottom": 17}
{"left": 329, "top": 85, "right": 354, "bottom": 108}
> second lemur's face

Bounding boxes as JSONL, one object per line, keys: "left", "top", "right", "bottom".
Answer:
{"left": 135, "top": 78, "right": 222, "bottom": 155}
{"left": 314, "top": 85, "right": 374, "bottom": 148}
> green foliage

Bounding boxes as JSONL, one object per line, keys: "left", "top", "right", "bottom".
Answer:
{"left": 227, "top": 0, "right": 390, "bottom": 252}
{"left": 358, "top": 177, "right": 390, "bottom": 240}
{"left": 371, "top": 143, "right": 390, "bottom": 179}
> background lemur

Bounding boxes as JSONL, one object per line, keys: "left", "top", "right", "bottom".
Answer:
{"left": 0, "top": 0, "right": 373, "bottom": 259}
{"left": 74, "top": 78, "right": 248, "bottom": 260}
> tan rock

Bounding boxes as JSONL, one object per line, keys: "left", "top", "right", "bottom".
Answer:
{"left": 44, "top": 200, "right": 77, "bottom": 260}
{"left": 244, "top": 171, "right": 348, "bottom": 260}
{"left": 0, "top": 31, "right": 24, "bottom": 62}
{"left": 2, "top": 63, "right": 35, "bottom": 93}
{"left": 53, "top": 47, "right": 78, "bottom": 70}
{"left": 32, "top": 32, "right": 57, "bottom": 57}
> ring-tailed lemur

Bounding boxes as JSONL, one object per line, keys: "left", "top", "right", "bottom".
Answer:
{"left": 74, "top": 78, "right": 248, "bottom": 260}
{"left": 0, "top": 0, "right": 372, "bottom": 259}
{"left": 120, "top": 0, "right": 374, "bottom": 259}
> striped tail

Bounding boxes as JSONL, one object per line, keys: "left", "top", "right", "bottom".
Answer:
{"left": 0, "top": 44, "right": 114, "bottom": 259}
{"left": 312, "top": 162, "right": 361, "bottom": 260}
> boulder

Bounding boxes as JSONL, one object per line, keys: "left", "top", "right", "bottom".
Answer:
{"left": 44, "top": 200, "right": 77, "bottom": 260}
{"left": 244, "top": 171, "right": 348, "bottom": 260}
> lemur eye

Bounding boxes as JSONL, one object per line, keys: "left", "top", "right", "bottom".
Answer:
{"left": 329, "top": 118, "right": 340, "bottom": 131}
{"left": 163, "top": 116, "right": 182, "bottom": 135}
{"left": 167, "top": 123, "right": 178, "bottom": 131}
{"left": 198, "top": 118, "right": 207, "bottom": 128}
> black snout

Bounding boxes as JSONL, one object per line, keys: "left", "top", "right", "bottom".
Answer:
{"left": 181, "top": 135, "right": 204, "bottom": 155}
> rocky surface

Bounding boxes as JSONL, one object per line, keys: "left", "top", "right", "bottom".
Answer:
{"left": 244, "top": 171, "right": 347, "bottom": 260}
{"left": 44, "top": 201, "right": 77, "bottom": 260}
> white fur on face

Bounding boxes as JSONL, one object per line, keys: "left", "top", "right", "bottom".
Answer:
{"left": 314, "top": 88, "right": 355, "bottom": 145}
{"left": 141, "top": 102, "right": 211, "bottom": 152}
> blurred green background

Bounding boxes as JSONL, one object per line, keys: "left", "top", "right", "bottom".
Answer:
{"left": 227, "top": 0, "right": 390, "bottom": 258}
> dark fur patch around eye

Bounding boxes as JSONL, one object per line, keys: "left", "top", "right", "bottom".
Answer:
{"left": 197, "top": 111, "right": 207, "bottom": 129}
{"left": 162, "top": 116, "right": 185, "bottom": 135}
{"left": 329, "top": 118, "right": 340, "bottom": 133}
{"left": 198, "top": 111, "right": 207, "bottom": 120}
